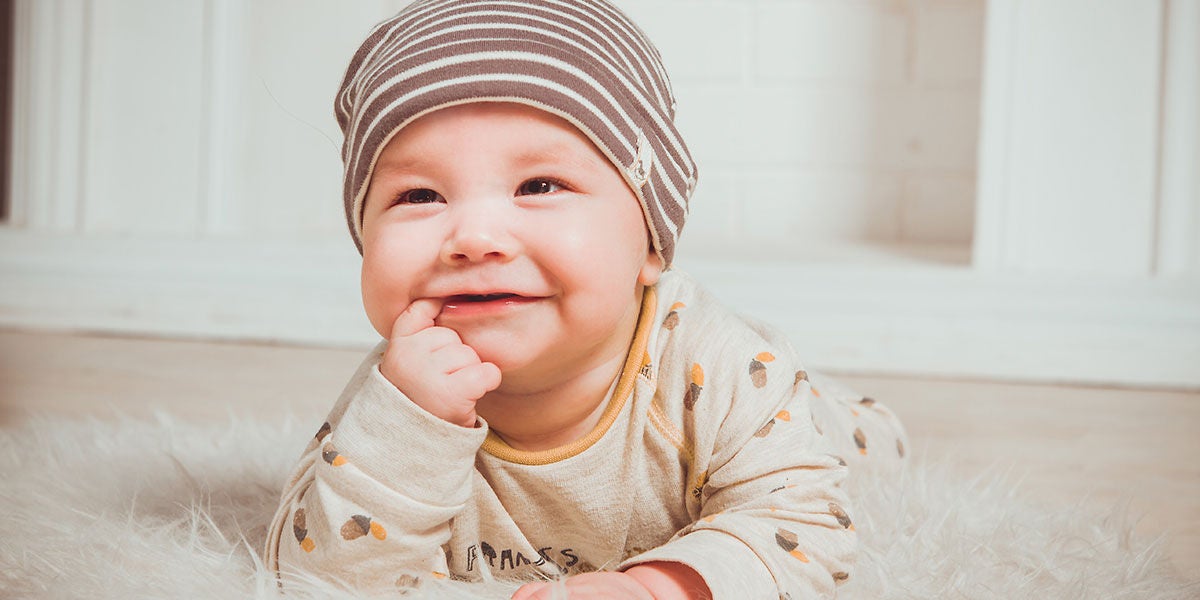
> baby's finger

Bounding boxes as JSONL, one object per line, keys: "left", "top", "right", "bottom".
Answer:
{"left": 406, "top": 326, "right": 463, "bottom": 354}
{"left": 390, "top": 298, "right": 444, "bottom": 339}
{"left": 448, "top": 362, "right": 502, "bottom": 400}
{"left": 430, "top": 344, "right": 483, "bottom": 375}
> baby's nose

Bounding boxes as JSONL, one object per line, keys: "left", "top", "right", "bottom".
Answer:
{"left": 440, "top": 206, "right": 519, "bottom": 264}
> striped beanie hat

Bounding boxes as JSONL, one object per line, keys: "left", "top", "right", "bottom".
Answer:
{"left": 335, "top": 0, "right": 697, "bottom": 267}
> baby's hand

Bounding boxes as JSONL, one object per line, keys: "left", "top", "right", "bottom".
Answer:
{"left": 379, "top": 298, "right": 502, "bottom": 427}
{"left": 510, "top": 572, "right": 654, "bottom": 600}
{"left": 512, "top": 563, "right": 710, "bottom": 600}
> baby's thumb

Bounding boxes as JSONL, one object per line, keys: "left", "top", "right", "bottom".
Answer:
{"left": 390, "top": 298, "right": 443, "bottom": 339}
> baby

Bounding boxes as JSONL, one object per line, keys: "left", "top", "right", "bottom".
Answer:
{"left": 265, "top": 1, "right": 907, "bottom": 598}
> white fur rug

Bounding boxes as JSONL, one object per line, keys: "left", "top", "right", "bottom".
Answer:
{"left": 1, "top": 413, "right": 1195, "bottom": 599}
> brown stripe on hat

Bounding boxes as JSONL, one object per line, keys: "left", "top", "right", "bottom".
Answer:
{"left": 335, "top": 0, "right": 697, "bottom": 266}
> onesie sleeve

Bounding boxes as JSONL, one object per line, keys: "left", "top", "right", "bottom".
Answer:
{"left": 264, "top": 344, "right": 488, "bottom": 593}
{"left": 620, "top": 313, "right": 856, "bottom": 599}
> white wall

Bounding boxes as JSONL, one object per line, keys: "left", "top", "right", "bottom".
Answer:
{"left": 623, "top": 0, "right": 984, "bottom": 254}
{"left": 3, "top": 0, "right": 1198, "bottom": 388}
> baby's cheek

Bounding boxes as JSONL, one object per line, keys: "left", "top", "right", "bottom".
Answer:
{"left": 360, "top": 264, "right": 407, "bottom": 338}
{"left": 359, "top": 286, "right": 395, "bottom": 339}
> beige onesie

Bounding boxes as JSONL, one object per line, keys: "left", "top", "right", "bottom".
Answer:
{"left": 265, "top": 269, "right": 907, "bottom": 599}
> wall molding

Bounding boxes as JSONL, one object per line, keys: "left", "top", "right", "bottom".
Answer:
{"left": 1157, "top": 0, "right": 1200, "bottom": 277}
{"left": 8, "top": 0, "right": 90, "bottom": 231}
{"left": 3, "top": 230, "right": 1196, "bottom": 389}
{"left": 199, "top": 0, "right": 247, "bottom": 237}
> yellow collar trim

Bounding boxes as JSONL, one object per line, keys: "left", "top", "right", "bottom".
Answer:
{"left": 481, "top": 286, "right": 657, "bottom": 466}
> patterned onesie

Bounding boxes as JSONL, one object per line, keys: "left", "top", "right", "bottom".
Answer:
{"left": 265, "top": 269, "right": 907, "bottom": 598}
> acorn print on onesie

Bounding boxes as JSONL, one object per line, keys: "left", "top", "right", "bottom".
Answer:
{"left": 294, "top": 508, "right": 315, "bottom": 553}
{"left": 322, "top": 443, "right": 347, "bottom": 466}
{"left": 684, "top": 363, "right": 704, "bottom": 410}
{"left": 662, "top": 302, "right": 685, "bottom": 330}
{"left": 853, "top": 428, "right": 868, "bottom": 455}
{"left": 749, "top": 352, "right": 775, "bottom": 388}
{"left": 774, "top": 529, "right": 809, "bottom": 562}
{"left": 341, "top": 515, "right": 387, "bottom": 541}
{"left": 754, "top": 409, "right": 792, "bottom": 438}
{"left": 828, "top": 503, "right": 853, "bottom": 530}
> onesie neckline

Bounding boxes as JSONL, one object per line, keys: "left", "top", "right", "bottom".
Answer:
{"left": 479, "top": 286, "right": 657, "bottom": 465}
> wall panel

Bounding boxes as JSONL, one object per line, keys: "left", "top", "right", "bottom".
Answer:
{"left": 82, "top": 0, "right": 207, "bottom": 234}
{"left": 976, "top": 0, "right": 1163, "bottom": 276}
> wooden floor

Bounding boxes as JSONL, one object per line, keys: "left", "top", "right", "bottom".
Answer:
{"left": 1, "top": 328, "right": 1196, "bottom": 580}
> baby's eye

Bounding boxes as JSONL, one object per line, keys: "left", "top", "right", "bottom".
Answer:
{"left": 394, "top": 188, "right": 444, "bottom": 205}
{"left": 516, "top": 178, "right": 565, "bottom": 196}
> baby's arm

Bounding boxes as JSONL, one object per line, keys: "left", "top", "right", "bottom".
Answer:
{"left": 623, "top": 352, "right": 856, "bottom": 599}
{"left": 264, "top": 300, "right": 500, "bottom": 592}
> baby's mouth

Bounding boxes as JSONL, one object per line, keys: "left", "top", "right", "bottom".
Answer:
{"left": 439, "top": 293, "right": 539, "bottom": 317}
{"left": 447, "top": 293, "right": 520, "bottom": 303}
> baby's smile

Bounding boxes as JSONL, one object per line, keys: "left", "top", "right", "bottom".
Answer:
{"left": 438, "top": 293, "right": 544, "bottom": 319}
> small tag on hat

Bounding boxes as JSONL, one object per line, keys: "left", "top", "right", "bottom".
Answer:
{"left": 628, "top": 131, "right": 654, "bottom": 188}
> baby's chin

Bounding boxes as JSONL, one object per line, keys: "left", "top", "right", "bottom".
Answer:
{"left": 475, "top": 351, "right": 538, "bottom": 385}
{"left": 454, "top": 316, "right": 632, "bottom": 391}
{"left": 470, "top": 344, "right": 570, "bottom": 396}
{"left": 458, "top": 333, "right": 536, "bottom": 374}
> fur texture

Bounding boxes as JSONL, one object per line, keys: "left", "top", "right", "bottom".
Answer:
{"left": 0, "top": 414, "right": 1194, "bottom": 599}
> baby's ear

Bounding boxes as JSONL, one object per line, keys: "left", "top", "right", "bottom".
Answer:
{"left": 638, "top": 250, "right": 664, "bottom": 286}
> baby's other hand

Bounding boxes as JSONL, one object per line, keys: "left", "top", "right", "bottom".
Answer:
{"left": 379, "top": 298, "right": 502, "bottom": 427}
{"left": 511, "top": 563, "right": 711, "bottom": 599}
{"left": 511, "top": 572, "right": 654, "bottom": 600}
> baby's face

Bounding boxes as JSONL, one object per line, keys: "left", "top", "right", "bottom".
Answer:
{"left": 359, "top": 102, "right": 662, "bottom": 389}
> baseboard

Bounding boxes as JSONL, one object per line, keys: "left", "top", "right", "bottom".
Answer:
{"left": 0, "top": 229, "right": 379, "bottom": 347}
{"left": 682, "top": 257, "right": 1200, "bottom": 389}
{"left": 3, "top": 230, "right": 1197, "bottom": 389}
